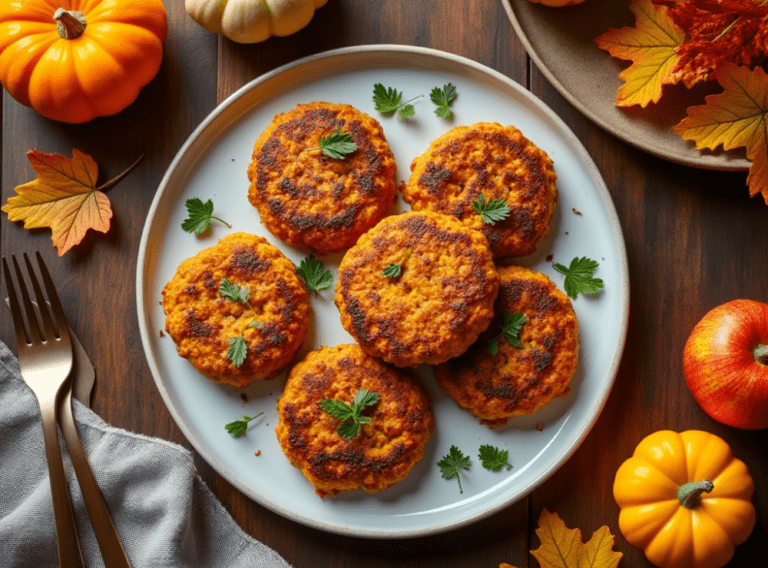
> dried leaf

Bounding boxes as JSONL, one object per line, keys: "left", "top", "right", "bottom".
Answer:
{"left": 3, "top": 150, "right": 142, "bottom": 255}
{"left": 595, "top": 0, "right": 685, "bottom": 107}
{"left": 530, "top": 509, "right": 622, "bottom": 568}
{"left": 673, "top": 63, "right": 768, "bottom": 204}
{"left": 669, "top": 0, "right": 768, "bottom": 87}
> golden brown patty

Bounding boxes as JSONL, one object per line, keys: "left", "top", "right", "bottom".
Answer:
{"left": 335, "top": 210, "right": 499, "bottom": 367}
{"left": 162, "top": 232, "right": 310, "bottom": 388}
{"left": 403, "top": 122, "right": 558, "bottom": 259}
{"left": 247, "top": 102, "right": 397, "bottom": 253}
{"left": 434, "top": 265, "right": 578, "bottom": 428}
{"left": 275, "top": 344, "right": 435, "bottom": 497}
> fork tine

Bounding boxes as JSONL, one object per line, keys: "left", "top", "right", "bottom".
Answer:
{"left": 26, "top": 252, "right": 68, "bottom": 344}
{"left": 13, "top": 254, "right": 45, "bottom": 345}
{"left": 36, "top": 252, "right": 71, "bottom": 344}
{"left": 1, "top": 256, "right": 31, "bottom": 347}
{"left": 22, "top": 252, "right": 55, "bottom": 343}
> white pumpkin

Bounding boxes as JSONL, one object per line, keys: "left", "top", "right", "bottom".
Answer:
{"left": 185, "top": 0, "right": 329, "bottom": 43}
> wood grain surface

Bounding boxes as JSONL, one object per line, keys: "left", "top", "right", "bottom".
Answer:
{"left": 1, "top": 1, "right": 766, "bottom": 567}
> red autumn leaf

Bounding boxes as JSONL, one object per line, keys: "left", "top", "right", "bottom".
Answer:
{"left": 673, "top": 63, "right": 768, "bottom": 203}
{"left": 669, "top": 0, "right": 768, "bottom": 87}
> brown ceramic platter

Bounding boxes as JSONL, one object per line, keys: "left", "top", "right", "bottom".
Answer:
{"left": 502, "top": 0, "right": 750, "bottom": 170}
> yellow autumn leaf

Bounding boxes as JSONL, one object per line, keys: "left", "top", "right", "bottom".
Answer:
{"left": 673, "top": 63, "right": 768, "bottom": 204}
{"left": 594, "top": 0, "right": 685, "bottom": 107}
{"left": 3, "top": 150, "right": 142, "bottom": 255}
{"left": 531, "top": 509, "right": 622, "bottom": 568}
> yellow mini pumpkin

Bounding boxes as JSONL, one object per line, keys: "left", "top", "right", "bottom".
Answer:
{"left": 185, "top": 0, "right": 328, "bottom": 44}
{"left": 0, "top": 0, "right": 167, "bottom": 124}
{"left": 614, "top": 430, "right": 755, "bottom": 568}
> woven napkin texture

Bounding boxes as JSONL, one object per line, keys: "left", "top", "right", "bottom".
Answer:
{"left": 0, "top": 340, "right": 292, "bottom": 568}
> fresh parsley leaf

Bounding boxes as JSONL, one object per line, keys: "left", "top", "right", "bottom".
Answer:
{"left": 553, "top": 256, "right": 604, "bottom": 299}
{"left": 478, "top": 445, "right": 512, "bottom": 471}
{"left": 472, "top": 194, "right": 511, "bottom": 225}
{"left": 437, "top": 445, "right": 471, "bottom": 493}
{"left": 383, "top": 248, "right": 412, "bottom": 279}
{"left": 219, "top": 279, "right": 259, "bottom": 366}
{"left": 219, "top": 278, "right": 250, "bottom": 303}
{"left": 297, "top": 255, "right": 333, "bottom": 293}
{"left": 315, "top": 128, "right": 358, "bottom": 159}
{"left": 225, "top": 413, "right": 264, "bottom": 437}
{"left": 181, "top": 198, "right": 231, "bottom": 235}
{"left": 430, "top": 83, "right": 457, "bottom": 118}
{"left": 488, "top": 312, "right": 527, "bottom": 355}
{"left": 227, "top": 336, "right": 247, "bottom": 367}
{"left": 320, "top": 388, "right": 380, "bottom": 438}
{"left": 372, "top": 83, "right": 422, "bottom": 121}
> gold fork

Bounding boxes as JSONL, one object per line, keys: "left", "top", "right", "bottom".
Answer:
{"left": 3, "top": 253, "right": 133, "bottom": 568}
{"left": 2, "top": 252, "right": 84, "bottom": 568}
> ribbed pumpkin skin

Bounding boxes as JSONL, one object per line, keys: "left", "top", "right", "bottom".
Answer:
{"left": 184, "top": 0, "right": 328, "bottom": 44}
{"left": 614, "top": 430, "right": 756, "bottom": 568}
{"left": 0, "top": 0, "right": 168, "bottom": 123}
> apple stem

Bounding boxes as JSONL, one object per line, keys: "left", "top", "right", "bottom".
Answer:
{"left": 755, "top": 344, "right": 768, "bottom": 366}
{"left": 677, "top": 479, "right": 714, "bottom": 509}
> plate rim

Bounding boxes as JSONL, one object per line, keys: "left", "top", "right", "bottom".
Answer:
{"left": 136, "top": 43, "right": 630, "bottom": 538}
{"left": 501, "top": 0, "right": 750, "bottom": 172}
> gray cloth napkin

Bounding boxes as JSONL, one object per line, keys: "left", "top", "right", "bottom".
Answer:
{"left": 0, "top": 340, "right": 292, "bottom": 568}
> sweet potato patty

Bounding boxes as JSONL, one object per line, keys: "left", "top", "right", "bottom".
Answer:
{"left": 275, "top": 344, "right": 435, "bottom": 497}
{"left": 247, "top": 102, "right": 397, "bottom": 253}
{"left": 403, "top": 122, "right": 558, "bottom": 258}
{"left": 335, "top": 210, "right": 499, "bottom": 367}
{"left": 162, "top": 232, "right": 310, "bottom": 388}
{"left": 434, "top": 265, "right": 578, "bottom": 428}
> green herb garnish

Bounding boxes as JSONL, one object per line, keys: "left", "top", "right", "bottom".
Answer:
{"left": 320, "top": 389, "right": 380, "bottom": 438}
{"left": 553, "top": 256, "right": 604, "bottom": 299}
{"left": 488, "top": 312, "right": 527, "bottom": 355}
{"left": 438, "top": 445, "right": 471, "bottom": 494}
{"left": 225, "top": 412, "right": 264, "bottom": 437}
{"left": 478, "top": 445, "right": 513, "bottom": 472}
{"left": 472, "top": 194, "right": 511, "bottom": 225}
{"left": 382, "top": 248, "right": 412, "bottom": 279}
{"left": 219, "top": 279, "right": 261, "bottom": 367}
{"left": 296, "top": 255, "right": 333, "bottom": 293}
{"left": 308, "top": 128, "right": 358, "bottom": 159}
{"left": 372, "top": 83, "right": 423, "bottom": 121}
{"left": 181, "top": 198, "right": 232, "bottom": 235}
{"left": 430, "top": 83, "right": 457, "bottom": 118}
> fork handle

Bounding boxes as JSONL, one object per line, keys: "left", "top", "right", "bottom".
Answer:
{"left": 39, "top": 400, "right": 85, "bottom": 568}
{"left": 59, "top": 389, "right": 133, "bottom": 568}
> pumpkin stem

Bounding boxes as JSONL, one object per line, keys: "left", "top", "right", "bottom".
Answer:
{"left": 755, "top": 344, "right": 768, "bottom": 366}
{"left": 677, "top": 479, "right": 714, "bottom": 509}
{"left": 54, "top": 8, "right": 87, "bottom": 40}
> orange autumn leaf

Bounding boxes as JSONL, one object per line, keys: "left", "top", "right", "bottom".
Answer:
{"left": 673, "top": 63, "right": 768, "bottom": 204}
{"left": 531, "top": 509, "right": 622, "bottom": 568}
{"left": 669, "top": 0, "right": 768, "bottom": 87}
{"left": 2, "top": 150, "right": 142, "bottom": 255}
{"left": 594, "top": 0, "right": 685, "bottom": 107}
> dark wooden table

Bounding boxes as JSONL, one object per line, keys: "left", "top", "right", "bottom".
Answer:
{"left": 2, "top": 1, "right": 766, "bottom": 566}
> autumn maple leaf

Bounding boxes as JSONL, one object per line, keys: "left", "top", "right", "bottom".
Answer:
{"left": 673, "top": 63, "right": 768, "bottom": 203}
{"left": 2, "top": 150, "right": 142, "bottom": 255}
{"left": 595, "top": 0, "right": 686, "bottom": 107}
{"left": 669, "top": 0, "right": 768, "bottom": 87}
{"left": 531, "top": 509, "right": 622, "bottom": 568}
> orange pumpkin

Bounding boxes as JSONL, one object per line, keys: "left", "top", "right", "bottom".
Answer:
{"left": 0, "top": 0, "right": 167, "bottom": 124}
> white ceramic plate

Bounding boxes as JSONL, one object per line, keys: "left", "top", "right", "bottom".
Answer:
{"left": 137, "top": 45, "right": 629, "bottom": 538}
{"left": 502, "top": 0, "right": 750, "bottom": 170}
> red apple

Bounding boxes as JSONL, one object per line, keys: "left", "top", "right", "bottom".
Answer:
{"left": 683, "top": 299, "right": 768, "bottom": 430}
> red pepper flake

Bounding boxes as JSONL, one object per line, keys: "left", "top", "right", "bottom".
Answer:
{"left": 572, "top": 208, "right": 582, "bottom": 215}
{"left": 254, "top": 450, "right": 261, "bottom": 456}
